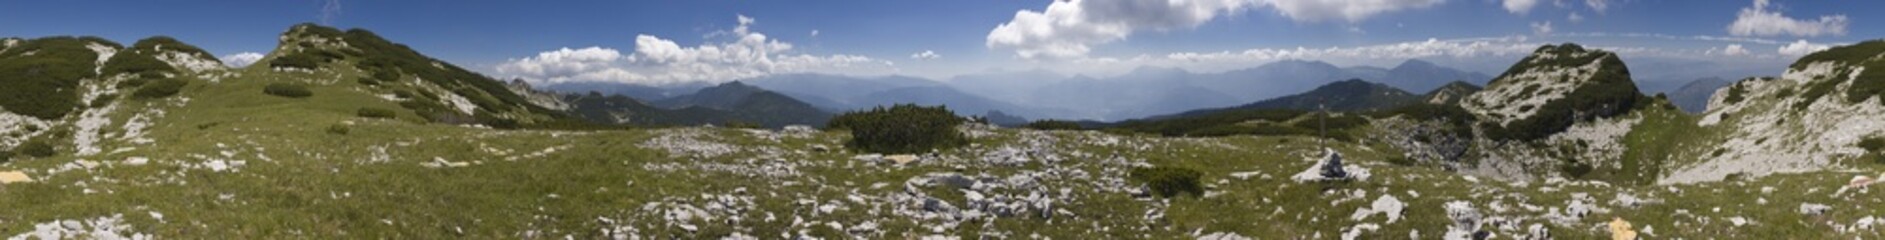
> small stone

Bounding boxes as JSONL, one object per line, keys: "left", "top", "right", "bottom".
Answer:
{"left": 1850, "top": 175, "right": 1875, "bottom": 189}
{"left": 124, "top": 157, "right": 150, "bottom": 166}
{"left": 886, "top": 154, "right": 920, "bottom": 165}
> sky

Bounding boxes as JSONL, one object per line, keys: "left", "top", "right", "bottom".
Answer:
{"left": 0, "top": 0, "right": 1876, "bottom": 86}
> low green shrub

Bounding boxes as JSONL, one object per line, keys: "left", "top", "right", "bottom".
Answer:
{"left": 1130, "top": 167, "right": 1203, "bottom": 198}
{"left": 356, "top": 107, "right": 397, "bottom": 119}
{"left": 326, "top": 124, "right": 350, "bottom": 135}
{"left": 1862, "top": 137, "right": 1885, "bottom": 165}
{"left": 263, "top": 83, "right": 313, "bottom": 98}
{"left": 1561, "top": 160, "right": 1594, "bottom": 179}
{"left": 132, "top": 78, "right": 188, "bottom": 99}
{"left": 722, "top": 121, "right": 762, "bottom": 129}
{"left": 15, "top": 140, "right": 55, "bottom": 158}
{"left": 1023, "top": 120, "right": 1085, "bottom": 131}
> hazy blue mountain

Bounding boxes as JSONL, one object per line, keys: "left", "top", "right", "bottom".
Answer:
{"left": 945, "top": 69, "right": 1067, "bottom": 105}
{"left": 855, "top": 86, "right": 1038, "bottom": 117}
{"left": 1160, "top": 79, "right": 1421, "bottom": 119}
{"left": 742, "top": 73, "right": 944, "bottom": 106}
{"left": 979, "top": 110, "right": 1030, "bottom": 127}
{"left": 1382, "top": 59, "right": 1493, "bottom": 93}
{"left": 562, "top": 81, "right": 833, "bottom": 128}
{"left": 652, "top": 81, "right": 767, "bottom": 110}
{"left": 541, "top": 81, "right": 705, "bottom": 101}
{"left": 1667, "top": 77, "right": 1730, "bottom": 113}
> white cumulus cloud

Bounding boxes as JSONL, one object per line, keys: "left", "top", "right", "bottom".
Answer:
{"left": 985, "top": 0, "right": 1441, "bottom": 60}
{"left": 910, "top": 50, "right": 940, "bottom": 60}
{"left": 1530, "top": 21, "right": 1553, "bottom": 35}
{"left": 1707, "top": 44, "right": 1752, "bottom": 56}
{"left": 1777, "top": 39, "right": 1831, "bottom": 56}
{"left": 495, "top": 15, "right": 894, "bottom": 85}
{"left": 986, "top": 0, "right": 1261, "bottom": 60}
{"left": 219, "top": 52, "right": 265, "bottom": 67}
{"left": 1262, "top": 0, "right": 1445, "bottom": 23}
{"left": 1727, "top": 0, "right": 1847, "bottom": 37}
{"left": 1585, "top": 0, "right": 1608, "bottom": 13}
{"left": 1503, "top": 0, "right": 1540, "bottom": 14}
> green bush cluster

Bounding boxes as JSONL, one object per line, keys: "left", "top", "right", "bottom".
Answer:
{"left": 263, "top": 83, "right": 313, "bottom": 98}
{"left": 1130, "top": 167, "right": 1203, "bottom": 198}
{"left": 827, "top": 104, "right": 968, "bottom": 154}
{"left": 1861, "top": 137, "right": 1885, "bottom": 164}
{"left": 356, "top": 107, "right": 397, "bottom": 119}
{"left": 99, "top": 36, "right": 216, "bottom": 77}
{"left": 1022, "top": 120, "right": 1085, "bottom": 131}
{"left": 131, "top": 78, "right": 188, "bottom": 99}
{"left": 1560, "top": 160, "right": 1594, "bottom": 179}
{"left": 0, "top": 37, "right": 116, "bottom": 119}
{"left": 14, "top": 140, "right": 55, "bottom": 158}
{"left": 1722, "top": 82, "right": 1749, "bottom": 105}
{"left": 267, "top": 49, "right": 345, "bottom": 70}
{"left": 101, "top": 52, "right": 174, "bottom": 77}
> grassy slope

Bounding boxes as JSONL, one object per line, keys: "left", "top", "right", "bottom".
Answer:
{"left": 1, "top": 63, "right": 1883, "bottom": 238}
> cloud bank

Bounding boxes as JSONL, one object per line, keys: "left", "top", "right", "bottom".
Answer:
{"left": 986, "top": 0, "right": 1443, "bottom": 59}
{"left": 1728, "top": 0, "right": 1847, "bottom": 37}
{"left": 496, "top": 15, "right": 894, "bottom": 86}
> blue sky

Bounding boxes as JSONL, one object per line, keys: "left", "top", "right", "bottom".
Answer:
{"left": 0, "top": 0, "right": 1875, "bottom": 85}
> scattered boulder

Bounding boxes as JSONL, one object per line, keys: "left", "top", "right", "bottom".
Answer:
{"left": 123, "top": 157, "right": 150, "bottom": 166}
{"left": 1608, "top": 218, "right": 1636, "bottom": 240}
{"left": 1800, "top": 203, "right": 1832, "bottom": 216}
{"left": 853, "top": 154, "right": 883, "bottom": 163}
{"left": 1442, "top": 201, "right": 1488, "bottom": 240}
{"left": 886, "top": 154, "right": 920, "bottom": 165}
{"left": 1523, "top": 223, "right": 1550, "bottom": 240}
{"left": 0, "top": 171, "right": 31, "bottom": 183}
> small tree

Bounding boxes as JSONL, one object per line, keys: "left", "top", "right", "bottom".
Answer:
{"left": 828, "top": 104, "right": 968, "bottom": 154}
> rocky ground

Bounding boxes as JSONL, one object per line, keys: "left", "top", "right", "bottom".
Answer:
{"left": 4, "top": 121, "right": 1883, "bottom": 238}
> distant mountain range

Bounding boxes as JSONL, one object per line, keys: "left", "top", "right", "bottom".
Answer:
{"left": 560, "top": 81, "right": 832, "bottom": 128}
{"left": 530, "top": 59, "right": 1492, "bottom": 122}
{"left": 1155, "top": 79, "right": 1425, "bottom": 119}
